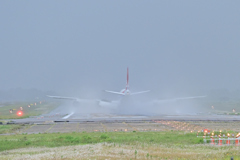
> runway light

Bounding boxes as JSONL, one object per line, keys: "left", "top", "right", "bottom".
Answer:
{"left": 20, "top": 107, "right": 23, "bottom": 110}
{"left": 236, "top": 134, "right": 239, "bottom": 138}
{"left": 17, "top": 111, "right": 23, "bottom": 116}
{"left": 28, "top": 105, "right": 30, "bottom": 108}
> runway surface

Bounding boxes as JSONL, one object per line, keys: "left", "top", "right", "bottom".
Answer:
{"left": 2, "top": 103, "right": 239, "bottom": 134}
{"left": 8, "top": 104, "right": 240, "bottom": 124}
{"left": 8, "top": 114, "right": 240, "bottom": 134}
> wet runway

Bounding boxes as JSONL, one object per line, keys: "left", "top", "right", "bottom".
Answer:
{"left": 3, "top": 103, "right": 239, "bottom": 134}
{"left": 5, "top": 102, "right": 239, "bottom": 124}
{"left": 8, "top": 111, "right": 240, "bottom": 124}
{"left": 8, "top": 114, "right": 240, "bottom": 134}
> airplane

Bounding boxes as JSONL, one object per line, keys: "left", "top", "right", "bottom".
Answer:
{"left": 47, "top": 68, "right": 150, "bottom": 108}
{"left": 104, "top": 68, "right": 150, "bottom": 96}
{"left": 47, "top": 68, "right": 206, "bottom": 108}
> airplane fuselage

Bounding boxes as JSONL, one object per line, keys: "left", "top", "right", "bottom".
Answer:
{"left": 120, "top": 88, "right": 131, "bottom": 95}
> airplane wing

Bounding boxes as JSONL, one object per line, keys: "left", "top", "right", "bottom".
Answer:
{"left": 46, "top": 95, "right": 99, "bottom": 103}
{"left": 47, "top": 95, "right": 120, "bottom": 108}
{"left": 104, "top": 90, "right": 150, "bottom": 95}
{"left": 153, "top": 95, "right": 207, "bottom": 103}
{"left": 104, "top": 90, "right": 125, "bottom": 95}
{"left": 131, "top": 90, "right": 150, "bottom": 95}
{"left": 47, "top": 95, "right": 118, "bottom": 103}
{"left": 47, "top": 95, "right": 79, "bottom": 101}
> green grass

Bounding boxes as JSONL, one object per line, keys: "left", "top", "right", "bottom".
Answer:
{"left": 0, "top": 131, "right": 240, "bottom": 159}
{"left": 0, "top": 125, "right": 22, "bottom": 134}
{"left": 0, "top": 131, "right": 202, "bottom": 151}
{"left": 0, "top": 101, "right": 60, "bottom": 119}
{"left": 1, "top": 130, "right": 240, "bottom": 159}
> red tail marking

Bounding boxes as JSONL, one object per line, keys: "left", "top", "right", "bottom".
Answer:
{"left": 126, "top": 67, "right": 129, "bottom": 89}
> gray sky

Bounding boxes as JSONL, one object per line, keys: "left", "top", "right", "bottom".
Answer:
{"left": 0, "top": 1, "right": 240, "bottom": 96}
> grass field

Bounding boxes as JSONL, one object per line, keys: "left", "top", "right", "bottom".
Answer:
{"left": 0, "top": 131, "right": 203, "bottom": 151}
{"left": 0, "top": 125, "right": 22, "bottom": 134}
{"left": 0, "top": 131, "right": 240, "bottom": 159}
{"left": 0, "top": 101, "right": 60, "bottom": 119}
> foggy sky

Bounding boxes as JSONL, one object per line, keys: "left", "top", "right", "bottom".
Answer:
{"left": 0, "top": 1, "right": 240, "bottom": 96}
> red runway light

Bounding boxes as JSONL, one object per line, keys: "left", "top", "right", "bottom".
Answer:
{"left": 17, "top": 111, "right": 23, "bottom": 116}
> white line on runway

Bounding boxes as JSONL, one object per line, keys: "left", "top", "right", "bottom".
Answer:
{"left": 62, "top": 112, "right": 74, "bottom": 119}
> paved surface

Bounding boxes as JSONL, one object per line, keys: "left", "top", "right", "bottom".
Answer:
{"left": 6, "top": 112, "right": 240, "bottom": 134}
{"left": 15, "top": 121, "right": 172, "bottom": 134}
{"left": 5, "top": 102, "right": 239, "bottom": 124}
{"left": 9, "top": 119, "right": 240, "bottom": 134}
{"left": 3, "top": 104, "right": 240, "bottom": 134}
{"left": 8, "top": 112, "right": 240, "bottom": 124}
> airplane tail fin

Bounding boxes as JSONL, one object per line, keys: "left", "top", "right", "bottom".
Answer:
{"left": 126, "top": 67, "right": 129, "bottom": 89}
{"left": 104, "top": 67, "right": 150, "bottom": 96}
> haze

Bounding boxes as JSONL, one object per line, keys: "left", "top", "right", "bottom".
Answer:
{"left": 1, "top": 1, "right": 240, "bottom": 99}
